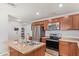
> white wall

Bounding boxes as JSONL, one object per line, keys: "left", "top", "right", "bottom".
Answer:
{"left": 9, "top": 20, "right": 32, "bottom": 41}
{"left": 25, "top": 24, "right": 32, "bottom": 36}
{"left": 24, "top": 24, "right": 32, "bottom": 39}
{"left": 8, "top": 21, "right": 22, "bottom": 40}
{"left": 0, "top": 4, "right": 8, "bottom": 55}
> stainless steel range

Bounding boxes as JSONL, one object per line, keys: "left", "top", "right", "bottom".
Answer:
{"left": 46, "top": 33, "right": 61, "bottom": 51}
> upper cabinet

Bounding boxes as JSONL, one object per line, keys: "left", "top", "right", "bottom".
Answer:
{"left": 44, "top": 20, "right": 48, "bottom": 30}
{"left": 60, "top": 16, "right": 73, "bottom": 30}
{"left": 32, "top": 20, "right": 48, "bottom": 30}
{"left": 72, "top": 14, "right": 79, "bottom": 30}
{"left": 60, "top": 14, "right": 79, "bottom": 30}
{"left": 48, "top": 18, "right": 60, "bottom": 23}
{"left": 32, "top": 14, "right": 79, "bottom": 31}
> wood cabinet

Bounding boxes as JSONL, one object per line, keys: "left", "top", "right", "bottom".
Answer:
{"left": 48, "top": 18, "right": 60, "bottom": 23}
{"left": 60, "top": 16, "right": 73, "bottom": 30}
{"left": 32, "top": 14, "right": 79, "bottom": 30}
{"left": 44, "top": 20, "right": 48, "bottom": 30}
{"left": 10, "top": 47, "right": 19, "bottom": 56}
{"left": 32, "top": 20, "right": 48, "bottom": 30}
{"left": 33, "top": 44, "right": 46, "bottom": 56}
{"left": 59, "top": 41, "right": 69, "bottom": 56}
{"left": 41, "top": 37, "right": 46, "bottom": 43}
{"left": 10, "top": 44, "right": 46, "bottom": 56}
{"left": 49, "top": 14, "right": 79, "bottom": 30}
{"left": 59, "top": 41, "right": 78, "bottom": 56}
{"left": 78, "top": 48, "right": 79, "bottom": 56}
{"left": 72, "top": 14, "right": 79, "bottom": 30}
{"left": 60, "top": 14, "right": 79, "bottom": 30}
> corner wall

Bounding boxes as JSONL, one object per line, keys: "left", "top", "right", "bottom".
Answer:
{"left": 0, "top": 4, "right": 8, "bottom": 55}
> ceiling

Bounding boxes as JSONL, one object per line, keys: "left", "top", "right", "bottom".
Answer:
{"left": 4, "top": 3, "right": 79, "bottom": 23}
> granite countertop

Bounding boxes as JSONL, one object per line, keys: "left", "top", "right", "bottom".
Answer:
{"left": 9, "top": 40, "right": 45, "bottom": 54}
{"left": 60, "top": 37, "right": 79, "bottom": 48}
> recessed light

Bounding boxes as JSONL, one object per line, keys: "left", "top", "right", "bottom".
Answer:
{"left": 59, "top": 4, "right": 63, "bottom": 8}
{"left": 17, "top": 19, "right": 21, "bottom": 22}
{"left": 36, "top": 12, "right": 39, "bottom": 15}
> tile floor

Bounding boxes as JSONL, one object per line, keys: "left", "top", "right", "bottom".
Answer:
{"left": 45, "top": 52, "right": 52, "bottom": 56}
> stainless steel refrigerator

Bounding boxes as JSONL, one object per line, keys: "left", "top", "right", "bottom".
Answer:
{"left": 32, "top": 26, "right": 45, "bottom": 42}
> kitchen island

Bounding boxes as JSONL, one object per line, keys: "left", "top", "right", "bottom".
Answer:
{"left": 9, "top": 40, "right": 46, "bottom": 56}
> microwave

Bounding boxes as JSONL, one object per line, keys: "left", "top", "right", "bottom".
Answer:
{"left": 48, "top": 22, "right": 60, "bottom": 31}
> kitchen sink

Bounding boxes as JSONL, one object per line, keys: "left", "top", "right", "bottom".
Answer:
{"left": 23, "top": 40, "right": 40, "bottom": 46}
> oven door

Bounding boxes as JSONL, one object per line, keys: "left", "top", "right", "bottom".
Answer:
{"left": 46, "top": 40, "right": 59, "bottom": 51}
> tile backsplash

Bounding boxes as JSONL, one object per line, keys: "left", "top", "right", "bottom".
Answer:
{"left": 45, "top": 30, "right": 79, "bottom": 38}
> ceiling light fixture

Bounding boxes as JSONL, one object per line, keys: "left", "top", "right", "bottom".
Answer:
{"left": 59, "top": 4, "right": 63, "bottom": 8}
{"left": 36, "top": 12, "right": 39, "bottom": 15}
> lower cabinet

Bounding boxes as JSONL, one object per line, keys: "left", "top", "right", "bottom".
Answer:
{"left": 33, "top": 45, "right": 46, "bottom": 56}
{"left": 41, "top": 37, "right": 46, "bottom": 43}
{"left": 10, "top": 47, "right": 19, "bottom": 56}
{"left": 78, "top": 48, "right": 79, "bottom": 56}
{"left": 59, "top": 41, "right": 78, "bottom": 56}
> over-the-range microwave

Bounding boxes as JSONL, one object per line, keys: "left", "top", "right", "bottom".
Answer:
{"left": 48, "top": 22, "right": 60, "bottom": 31}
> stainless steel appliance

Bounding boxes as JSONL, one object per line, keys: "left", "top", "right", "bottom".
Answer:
{"left": 46, "top": 34, "right": 61, "bottom": 51}
{"left": 48, "top": 22, "right": 60, "bottom": 30}
{"left": 49, "top": 33, "right": 61, "bottom": 40}
{"left": 32, "top": 26, "right": 45, "bottom": 42}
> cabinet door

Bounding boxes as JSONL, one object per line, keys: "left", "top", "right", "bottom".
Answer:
{"left": 41, "top": 37, "right": 46, "bottom": 43}
{"left": 59, "top": 41, "right": 78, "bottom": 56}
{"left": 78, "top": 48, "right": 79, "bottom": 56}
{"left": 59, "top": 41, "right": 69, "bottom": 56}
{"left": 33, "top": 44, "right": 46, "bottom": 56}
{"left": 44, "top": 20, "right": 48, "bottom": 30}
{"left": 60, "top": 16, "right": 73, "bottom": 30}
{"left": 72, "top": 14, "right": 79, "bottom": 30}
{"left": 48, "top": 18, "right": 60, "bottom": 23}
{"left": 40, "top": 21, "right": 44, "bottom": 27}
{"left": 69, "top": 42, "right": 78, "bottom": 56}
